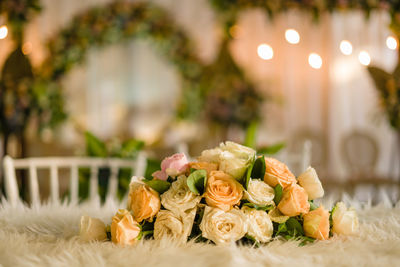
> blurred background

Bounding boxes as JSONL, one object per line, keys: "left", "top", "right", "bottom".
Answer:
{"left": 1, "top": 0, "right": 400, "bottom": 203}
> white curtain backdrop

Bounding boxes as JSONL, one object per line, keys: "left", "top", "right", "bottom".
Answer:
{"left": 0, "top": 0, "right": 398, "bottom": 179}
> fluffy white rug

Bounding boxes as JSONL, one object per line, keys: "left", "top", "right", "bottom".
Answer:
{"left": 0, "top": 198, "right": 400, "bottom": 267}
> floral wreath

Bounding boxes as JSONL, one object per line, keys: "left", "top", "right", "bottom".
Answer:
{"left": 80, "top": 141, "right": 359, "bottom": 246}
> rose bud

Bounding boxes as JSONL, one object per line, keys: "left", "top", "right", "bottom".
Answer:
{"left": 297, "top": 167, "right": 324, "bottom": 200}
{"left": 277, "top": 184, "right": 310, "bottom": 216}
{"left": 303, "top": 206, "right": 330, "bottom": 240}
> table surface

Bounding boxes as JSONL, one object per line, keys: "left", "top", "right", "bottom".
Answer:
{"left": 0, "top": 200, "right": 400, "bottom": 267}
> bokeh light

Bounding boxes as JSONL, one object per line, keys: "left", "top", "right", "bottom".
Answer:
{"left": 285, "top": 29, "right": 300, "bottom": 44}
{"left": 386, "top": 36, "right": 398, "bottom": 50}
{"left": 358, "top": 50, "right": 371, "bottom": 66}
{"left": 257, "top": 44, "right": 274, "bottom": 60}
{"left": 340, "top": 40, "right": 353, "bottom": 55}
{"left": 0, "top": 25, "right": 8, "bottom": 39}
{"left": 308, "top": 53, "right": 322, "bottom": 69}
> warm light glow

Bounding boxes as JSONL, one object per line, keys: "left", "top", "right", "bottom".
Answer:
{"left": 0, "top": 25, "right": 8, "bottom": 39}
{"left": 340, "top": 40, "right": 353, "bottom": 55}
{"left": 257, "top": 44, "right": 274, "bottom": 60}
{"left": 308, "top": 53, "right": 322, "bottom": 69}
{"left": 386, "top": 36, "right": 398, "bottom": 50}
{"left": 22, "top": 42, "right": 33, "bottom": 55}
{"left": 229, "top": 25, "right": 242, "bottom": 39}
{"left": 358, "top": 50, "right": 371, "bottom": 66}
{"left": 285, "top": 29, "right": 300, "bottom": 44}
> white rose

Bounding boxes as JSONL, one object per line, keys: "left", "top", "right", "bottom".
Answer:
{"left": 268, "top": 207, "right": 289, "bottom": 224}
{"left": 154, "top": 208, "right": 196, "bottom": 243}
{"left": 244, "top": 179, "right": 275, "bottom": 206}
{"left": 242, "top": 207, "right": 273, "bottom": 243}
{"left": 161, "top": 175, "right": 201, "bottom": 215}
{"left": 198, "top": 148, "right": 223, "bottom": 163}
{"left": 219, "top": 151, "right": 249, "bottom": 180}
{"left": 220, "top": 141, "right": 256, "bottom": 162}
{"left": 331, "top": 202, "right": 359, "bottom": 236}
{"left": 199, "top": 206, "right": 247, "bottom": 245}
{"left": 79, "top": 215, "right": 107, "bottom": 242}
{"left": 297, "top": 167, "right": 324, "bottom": 200}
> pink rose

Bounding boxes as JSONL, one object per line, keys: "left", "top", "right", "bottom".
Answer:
{"left": 152, "top": 153, "right": 189, "bottom": 180}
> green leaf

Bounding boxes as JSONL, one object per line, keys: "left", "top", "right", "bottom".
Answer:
{"left": 251, "top": 155, "right": 266, "bottom": 179}
{"left": 298, "top": 236, "right": 315, "bottom": 246}
{"left": 244, "top": 121, "right": 258, "bottom": 149}
{"left": 244, "top": 162, "right": 254, "bottom": 190}
{"left": 187, "top": 170, "right": 207, "bottom": 195}
{"left": 276, "top": 223, "right": 287, "bottom": 235}
{"left": 144, "top": 179, "right": 171, "bottom": 194}
{"left": 274, "top": 184, "right": 283, "bottom": 205}
{"left": 258, "top": 142, "right": 285, "bottom": 155}
{"left": 85, "top": 131, "right": 108, "bottom": 157}
{"left": 286, "top": 217, "right": 304, "bottom": 236}
{"left": 309, "top": 200, "right": 319, "bottom": 211}
{"left": 119, "top": 139, "right": 145, "bottom": 158}
{"left": 242, "top": 202, "right": 274, "bottom": 211}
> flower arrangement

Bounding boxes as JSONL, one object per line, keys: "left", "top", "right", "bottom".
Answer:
{"left": 79, "top": 141, "right": 359, "bottom": 246}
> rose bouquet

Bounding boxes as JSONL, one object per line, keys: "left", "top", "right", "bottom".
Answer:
{"left": 79, "top": 141, "right": 359, "bottom": 246}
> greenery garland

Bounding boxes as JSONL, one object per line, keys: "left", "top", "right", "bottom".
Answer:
{"left": 210, "top": 0, "right": 400, "bottom": 36}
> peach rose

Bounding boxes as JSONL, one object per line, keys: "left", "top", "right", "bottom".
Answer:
{"left": 264, "top": 157, "right": 296, "bottom": 188}
{"left": 205, "top": 171, "right": 243, "bottom": 211}
{"left": 128, "top": 183, "right": 161, "bottom": 222}
{"left": 303, "top": 206, "right": 330, "bottom": 240}
{"left": 189, "top": 162, "right": 218, "bottom": 176}
{"left": 111, "top": 209, "right": 141, "bottom": 246}
{"left": 277, "top": 184, "right": 310, "bottom": 216}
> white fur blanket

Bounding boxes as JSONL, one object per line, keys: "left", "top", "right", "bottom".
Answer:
{"left": 0, "top": 198, "right": 400, "bottom": 267}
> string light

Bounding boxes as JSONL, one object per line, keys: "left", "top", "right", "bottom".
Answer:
{"left": 308, "top": 53, "right": 322, "bottom": 69}
{"left": 386, "top": 36, "right": 398, "bottom": 50}
{"left": 257, "top": 44, "right": 274, "bottom": 60}
{"left": 0, "top": 25, "right": 8, "bottom": 39}
{"left": 358, "top": 50, "right": 371, "bottom": 66}
{"left": 340, "top": 40, "right": 353, "bottom": 55}
{"left": 285, "top": 29, "right": 300, "bottom": 44}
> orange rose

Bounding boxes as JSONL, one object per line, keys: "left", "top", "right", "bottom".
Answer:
{"left": 189, "top": 162, "right": 218, "bottom": 176}
{"left": 111, "top": 209, "right": 141, "bottom": 246}
{"left": 264, "top": 157, "right": 296, "bottom": 188}
{"left": 128, "top": 184, "right": 161, "bottom": 222}
{"left": 277, "top": 184, "right": 310, "bottom": 216}
{"left": 303, "top": 206, "right": 330, "bottom": 240}
{"left": 205, "top": 171, "right": 243, "bottom": 211}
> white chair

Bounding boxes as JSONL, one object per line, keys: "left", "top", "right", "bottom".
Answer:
{"left": 3, "top": 152, "right": 147, "bottom": 206}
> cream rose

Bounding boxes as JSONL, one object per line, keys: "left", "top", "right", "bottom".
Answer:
{"left": 303, "top": 206, "right": 330, "bottom": 240}
{"left": 264, "top": 157, "right": 296, "bottom": 188}
{"left": 297, "top": 167, "right": 324, "bottom": 200}
{"left": 198, "top": 147, "right": 223, "bottom": 163}
{"left": 219, "top": 151, "right": 249, "bottom": 180}
{"left": 244, "top": 179, "right": 275, "bottom": 206}
{"left": 127, "top": 177, "right": 161, "bottom": 222}
{"left": 220, "top": 141, "right": 256, "bottom": 162}
{"left": 111, "top": 209, "right": 141, "bottom": 246}
{"left": 154, "top": 208, "right": 196, "bottom": 243}
{"left": 200, "top": 206, "right": 247, "bottom": 245}
{"left": 79, "top": 215, "right": 107, "bottom": 242}
{"left": 331, "top": 202, "right": 359, "bottom": 236}
{"left": 242, "top": 207, "right": 273, "bottom": 243}
{"left": 205, "top": 171, "right": 243, "bottom": 211}
{"left": 277, "top": 184, "right": 310, "bottom": 216}
{"left": 161, "top": 175, "right": 201, "bottom": 215}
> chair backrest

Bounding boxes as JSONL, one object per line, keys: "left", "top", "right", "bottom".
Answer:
{"left": 341, "top": 130, "right": 378, "bottom": 179}
{"left": 3, "top": 152, "right": 147, "bottom": 206}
